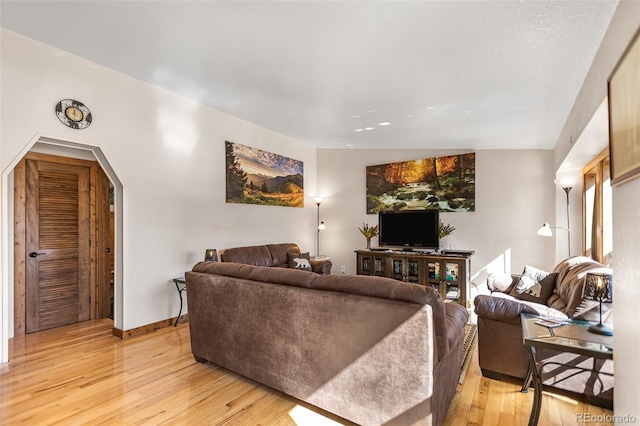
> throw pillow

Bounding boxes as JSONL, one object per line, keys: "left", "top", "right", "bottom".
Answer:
{"left": 509, "top": 265, "right": 557, "bottom": 304}
{"left": 487, "top": 273, "right": 516, "bottom": 293}
{"left": 287, "top": 252, "right": 312, "bottom": 271}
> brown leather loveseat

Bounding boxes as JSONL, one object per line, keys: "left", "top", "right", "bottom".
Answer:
{"left": 474, "top": 256, "right": 613, "bottom": 407}
{"left": 220, "top": 242, "right": 332, "bottom": 275}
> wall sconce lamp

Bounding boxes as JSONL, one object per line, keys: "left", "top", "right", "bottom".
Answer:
{"left": 315, "top": 197, "right": 326, "bottom": 257}
{"left": 582, "top": 272, "right": 613, "bottom": 336}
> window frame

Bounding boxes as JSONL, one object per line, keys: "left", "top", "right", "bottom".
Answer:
{"left": 582, "top": 148, "right": 611, "bottom": 264}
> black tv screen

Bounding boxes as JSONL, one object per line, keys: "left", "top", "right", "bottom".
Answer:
{"left": 378, "top": 210, "right": 439, "bottom": 249}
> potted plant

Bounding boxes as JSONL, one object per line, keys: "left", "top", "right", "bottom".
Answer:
{"left": 438, "top": 220, "right": 455, "bottom": 250}
{"left": 358, "top": 223, "right": 379, "bottom": 249}
{"left": 438, "top": 220, "right": 455, "bottom": 239}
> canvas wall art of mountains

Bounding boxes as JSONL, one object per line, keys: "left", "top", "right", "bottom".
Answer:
{"left": 225, "top": 141, "right": 304, "bottom": 208}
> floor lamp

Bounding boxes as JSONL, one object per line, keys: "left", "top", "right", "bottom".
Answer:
{"left": 315, "top": 197, "right": 326, "bottom": 257}
{"left": 537, "top": 186, "right": 572, "bottom": 256}
{"left": 563, "top": 186, "right": 571, "bottom": 247}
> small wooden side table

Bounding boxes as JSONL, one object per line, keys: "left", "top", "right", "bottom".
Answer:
{"left": 520, "top": 313, "right": 613, "bottom": 426}
{"left": 173, "top": 277, "right": 186, "bottom": 327}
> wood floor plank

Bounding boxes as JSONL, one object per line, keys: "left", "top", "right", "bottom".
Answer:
{"left": 480, "top": 379, "right": 501, "bottom": 426}
{"left": 444, "top": 347, "right": 481, "bottom": 426}
{"left": 1, "top": 319, "right": 614, "bottom": 426}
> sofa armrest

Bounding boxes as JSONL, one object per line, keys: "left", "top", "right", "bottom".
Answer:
{"left": 473, "top": 295, "right": 539, "bottom": 325}
{"left": 311, "top": 259, "right": 332, "bottom": 275}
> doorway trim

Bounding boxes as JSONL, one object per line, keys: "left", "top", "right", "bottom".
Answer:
{"left": 1, "top": 135, "right": 123, "bottom": 363}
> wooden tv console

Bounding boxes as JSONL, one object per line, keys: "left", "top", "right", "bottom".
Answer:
{"left": 355, "top": 249, "right": 473, "bottom": 308}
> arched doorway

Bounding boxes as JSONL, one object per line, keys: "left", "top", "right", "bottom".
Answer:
{"left": 1, "top": 136, "right": 124, "bottom": 360}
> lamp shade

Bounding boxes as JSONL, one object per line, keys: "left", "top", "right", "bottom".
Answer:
{"left": 536, "top": 223, "right": 553, "bottom": 237}
{"left": 318, "top": 221, "right": 326, "bottom": 230}
{"left": 582, "top": 272, "right": 613, "bottom": 303}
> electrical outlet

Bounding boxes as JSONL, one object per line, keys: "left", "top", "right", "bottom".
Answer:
{"left": 341, "top": 266, "right": 346, "bottom": 274}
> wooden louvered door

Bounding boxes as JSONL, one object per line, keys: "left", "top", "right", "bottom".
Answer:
{"left": 25, "top": 159, "right": 91, "bottom": 333}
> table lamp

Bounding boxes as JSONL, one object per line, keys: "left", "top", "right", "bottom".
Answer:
{"left": 582, "top": 272, "right": 613, "bottom": 336}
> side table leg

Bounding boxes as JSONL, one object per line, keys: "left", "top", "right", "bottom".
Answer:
{"left": 174, "top": 283, "right": 184, "bottom": 327}
{"left": 528, "top": 347, "right": 542, "bottom": 426}
{"left": 521, "top": 363, "right": 533, "bottom": 393}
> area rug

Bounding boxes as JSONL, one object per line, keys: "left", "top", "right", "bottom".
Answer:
{"left": 459, "top": 323, "right": 478, "bottom": 384}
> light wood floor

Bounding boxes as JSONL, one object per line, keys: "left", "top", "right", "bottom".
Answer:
{"left": 1, "top": 319, "right": 613, "bottom": 425}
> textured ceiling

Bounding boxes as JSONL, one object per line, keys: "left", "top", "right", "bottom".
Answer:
{"left": 1, "top": 1, "right": 618, "bottom": 149}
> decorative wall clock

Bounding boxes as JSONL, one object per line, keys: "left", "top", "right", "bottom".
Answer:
{"left": 55, "top": 99, "right": 92, "bottom": 129}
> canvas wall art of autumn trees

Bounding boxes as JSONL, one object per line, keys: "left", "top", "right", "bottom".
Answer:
{"left": 226, "top": 141, "right": 304, "bottom": 207}
{"left": 366, "top": 153, "right": 475, "bottom": 213}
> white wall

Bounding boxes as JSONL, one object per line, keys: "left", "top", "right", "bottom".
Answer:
{"left": 552, "top": 1, "right": 640, "bottom": 421}
{"left": 317, "top": 149, "right": 556, "bottom": 288}
{"left": 0, "top": 29, "right": 319, "bottom": 354}
{"left": 611, "top": 179, "right": 640, "bottom": 420}
{"left": 553, "top": 2, "right": 638, "bottom": 171}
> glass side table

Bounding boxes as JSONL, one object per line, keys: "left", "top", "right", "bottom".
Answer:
{"left": 520, "top": 313, "right": 613, "bottom": 426}
{"left": 173, "top": 277, "right": 186, "bottom": 327}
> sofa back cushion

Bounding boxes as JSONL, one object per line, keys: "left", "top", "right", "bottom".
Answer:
{"left": 192, "top": 261, "right": 254, "bottom": 280}
{"left": 221, "top": 244, "right": 274, "bottom": 266}
{"left": 267, "top": 243, "right": 300, "bottom": 266}
{"left": 312, "top": 274, "right": 438, "bottom": 305}
{"left": 220, "top": 243, "right": 302, "bottom": 268}
{"left": 248, "top": 265, "right": 318, "bottom": 288}
{"left": 548, "top": 256, "right": 610, "bottom": 316}
{"left": 191, "top": 261, "right": 452, "bottom": 361}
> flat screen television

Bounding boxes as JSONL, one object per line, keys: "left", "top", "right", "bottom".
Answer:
{"left": 378, "top": 210, "right": 439, "bottom": 249}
